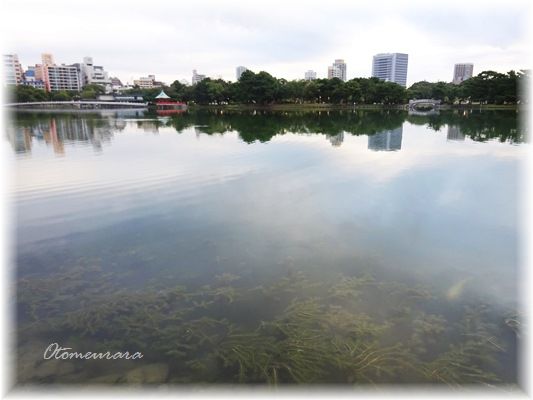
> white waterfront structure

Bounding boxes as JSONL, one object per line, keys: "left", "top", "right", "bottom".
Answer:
{"left": 327, "top": 59, "right": 346, "bottom": 81}
{"left": 304, "top": 70, "right": 317, "bottom": 81}
{"left": 236, "top": 66, "right": 248, "bottom": 80}
{"left": 371, "top": 53, "right": 409, "bottom": 87}
{"left": 453, "top": 63, "right": 474, "bottom": 84}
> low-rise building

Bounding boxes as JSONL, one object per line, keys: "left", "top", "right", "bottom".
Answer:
{"left": 21, "top": 66, "right": 45, "bottom": 89}
{"left": 133, "top": 74, "right": 161, "bottom": 89}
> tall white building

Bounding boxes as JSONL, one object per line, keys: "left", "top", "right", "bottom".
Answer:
{"left": 372, "top": 53, "right": 408, "bottom": 87}
{"left": 236, "top": 66, "right": 248, "bottom": 80}
{"left": 3, "top": 54, "right": 23, "bottom": 85}
{"left": 453, "top": 63, "right": 474, "bottom": 84}
{"left": 304, "top": 70, "right": 317, "bottom": 81}
{"left": 192, "top": 69, "right": 206, "bottom": 85}
{"left": 328, "top": 59, "right": 346, "bottom": 81}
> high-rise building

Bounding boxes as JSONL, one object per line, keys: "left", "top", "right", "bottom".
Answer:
{"left": 372, "top": 53, "right": 408, "bottom": 87}
{"left": 3, "top": 54, "right": 23, "bottom": 85}
{"left": 36, "top": 53, "right": 55, "bottom": 91}
{"left": 452, "top": 63, "right": 474, "bottom": 85}
{"left": 328, "top": 59, "right": 346, "bottom": 81}
{"left": 32, "top": 53, "right": 80, "bottom": 91}
{"left": 192, "top": 69, "right": 206, "bottom": 85}
{"left": 236, "top": 66, "right": 248, "bottom": 80}
{"left": 46, "top": 65, "right": 81, "bottom": 91}
{"left": 304, "top": 70, "right": 317, "bottom": 81}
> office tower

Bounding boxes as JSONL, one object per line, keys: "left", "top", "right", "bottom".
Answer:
{"left": 192, "top": 69, "right": 206, "bottom": 84}
{"left": 3, "top": 54, "right": 23, "bottom": 85}
{"left": 236, "top": 66, "right": 248, "bottom": 80}
{"left": 372, "top": 53, "right": 408, "bottom": 87}
{"left": 305, "top": 70, "right": 317, "bottom": 80}
{"left": 328, "top": 59, "right": 346, "bottom": 81}
{"left": 453, "top": 63, "right": 474, "bottom": 84}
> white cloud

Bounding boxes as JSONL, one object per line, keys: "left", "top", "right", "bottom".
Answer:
{"left": 1, "top": 0, "right": 530, "bottom": 85}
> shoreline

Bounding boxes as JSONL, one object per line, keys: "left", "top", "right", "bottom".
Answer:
{"left": 187, "top": 103, "right": 520, "bottom": 111}
{"left": 4, "top": 103, "right": 520, "bottom": 112}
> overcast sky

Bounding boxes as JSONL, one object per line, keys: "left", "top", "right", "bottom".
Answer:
{"left": 1, "top": 0, "right": 531, "bottom": 86}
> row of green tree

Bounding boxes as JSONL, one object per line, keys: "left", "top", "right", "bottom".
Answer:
{"left": 150, "top": 69, "right": 527, "bottom": 105}
{"left": 8, "top": 84, "right": 106, "bottom": 103}
{"left": 8, "top": 69, "right": 527, "bottom": 105}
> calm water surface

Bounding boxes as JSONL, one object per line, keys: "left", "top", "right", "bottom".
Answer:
{"left": 8, "top": 109, "right": 527, "bottom": 385}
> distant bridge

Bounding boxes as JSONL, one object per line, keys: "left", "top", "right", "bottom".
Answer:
{"left": 408, "top": 99, "right": 442, "bottom": 111}
{"left": 4, "top": 101, "right": 148, "bottom": 109}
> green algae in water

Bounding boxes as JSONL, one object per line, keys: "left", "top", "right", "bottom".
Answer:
{"left": 15, "top": 263, "right": 518, "bottom": 386}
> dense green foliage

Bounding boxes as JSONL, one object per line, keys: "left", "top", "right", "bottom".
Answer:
{"left": 7, "top": 69, "right": 526, "bottom": 106}
{"left": 7, "top": 84, "right": 105, "bottom": 103}
{"left": 406, "top": 70, "right": 527, "bottom": 105}
{"left": 151, "top": 69, "right": 526, "bottom": 105}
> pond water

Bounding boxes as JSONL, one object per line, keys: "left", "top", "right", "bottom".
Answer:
{"left": 7, "top": 109, "right": 527, "bottom": 386}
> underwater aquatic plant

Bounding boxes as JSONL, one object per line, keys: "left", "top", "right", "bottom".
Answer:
{"left": 16, "top": 264, "right": 517, "bottom": 385}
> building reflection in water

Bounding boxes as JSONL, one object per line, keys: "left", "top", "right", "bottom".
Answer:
{"left": 7, "top": 114, "right": 123, "bottom": 155}
{"left": 328, "top": 131, "right": 344, "bottom": 147}
{"left": 368, "top": 126, "right": 403, "bottom": 151}
{"left": 447, "top": 125, "right": 465, "bottom": 141}
{"left": 137, "top": 120, "right": 160, "bottom": 134}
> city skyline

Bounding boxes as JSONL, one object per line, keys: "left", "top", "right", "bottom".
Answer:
{"left": 2, "top": 0, "right": 529, "bottom": 86}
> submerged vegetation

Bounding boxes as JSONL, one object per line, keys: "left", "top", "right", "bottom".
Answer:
{"left": 16, "top": 262, "right": 518, "bottom": 386}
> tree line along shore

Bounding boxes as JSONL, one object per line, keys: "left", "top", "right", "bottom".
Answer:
{"left": 9, "top": 69, "right": 527, "bottom": 107}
